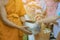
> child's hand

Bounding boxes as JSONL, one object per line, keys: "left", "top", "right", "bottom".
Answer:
{"left": 35, "top": 14, "right": 41, "bottom": 21}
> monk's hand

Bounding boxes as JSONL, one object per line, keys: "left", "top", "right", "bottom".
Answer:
{"left": 25, "top": 20, "right": 35, "bottom": 23}
{"left": 21, "top": 26, "right": 32, "bottom": 35}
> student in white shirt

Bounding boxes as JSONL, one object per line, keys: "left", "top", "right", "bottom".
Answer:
{"left": 53, "top": 2, "right": 60, "bottom": 40}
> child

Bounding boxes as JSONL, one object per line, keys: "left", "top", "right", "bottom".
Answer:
{"left": 53, "top": 0, "right": 60, "bottom": 40}
{"left": 23, "top": 1, "right": 47, "bottom": 40}
{"left": 24, "top": 1, "right": 41, "bottom": 40}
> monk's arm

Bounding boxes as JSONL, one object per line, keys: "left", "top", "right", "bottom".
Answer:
{"left": 0, "top": 5, "right": 32, "bottom": 34}
{"left": 0, "top": 6, "right": 21, "bottom": 28}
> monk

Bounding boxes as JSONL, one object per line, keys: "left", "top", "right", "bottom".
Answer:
{"left": 0, "top": 0, "right": 32, "bottom": 40}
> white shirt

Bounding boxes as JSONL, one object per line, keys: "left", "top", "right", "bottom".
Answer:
{"left": 53, "top": 2, "right": 60, "bottom": 38}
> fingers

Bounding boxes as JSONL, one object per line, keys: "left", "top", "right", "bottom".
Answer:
{"left": 20, "top": 27, "right": 32, "bottom": 35}
{"left": 26, "top": 20, "right": 35, "bottom": 23}
{"left": 23, "top": 28, "right": 32, "bottom": 35}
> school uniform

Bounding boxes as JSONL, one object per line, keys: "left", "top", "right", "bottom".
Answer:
{"left": 53, "top": 2, "right": 60, "bottom": 38}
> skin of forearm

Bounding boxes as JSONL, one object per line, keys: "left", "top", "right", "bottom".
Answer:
{"left": 1, "top": 18, "right": 31, "bottom": 34}
{"left": 0, "top": 6, "right": 20, "bottom": 28}
{"left": 1, "top": 18, "right": 32, "bottom": 34}
{"left": 0, "top": 6, "right": 32, "bottom": 34}
{"left": 38, "top": 16, "right": 60, "bottom": 23}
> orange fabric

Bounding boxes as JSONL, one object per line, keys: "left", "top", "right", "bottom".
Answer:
{"left": 0, "top": 0, "right": 26, "bottom": 40}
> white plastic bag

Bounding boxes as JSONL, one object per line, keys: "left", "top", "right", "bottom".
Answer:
{"left": 24, "top": 14, "right": 40, "bottom": 35}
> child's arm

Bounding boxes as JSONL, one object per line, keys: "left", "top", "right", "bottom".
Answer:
{"left": 37, "top": 16, "right": 60, "bottom": 23}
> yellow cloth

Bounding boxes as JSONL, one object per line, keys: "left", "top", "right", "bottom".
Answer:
{"left": 0, "top": 0, "right": 26, "bottom": 40}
